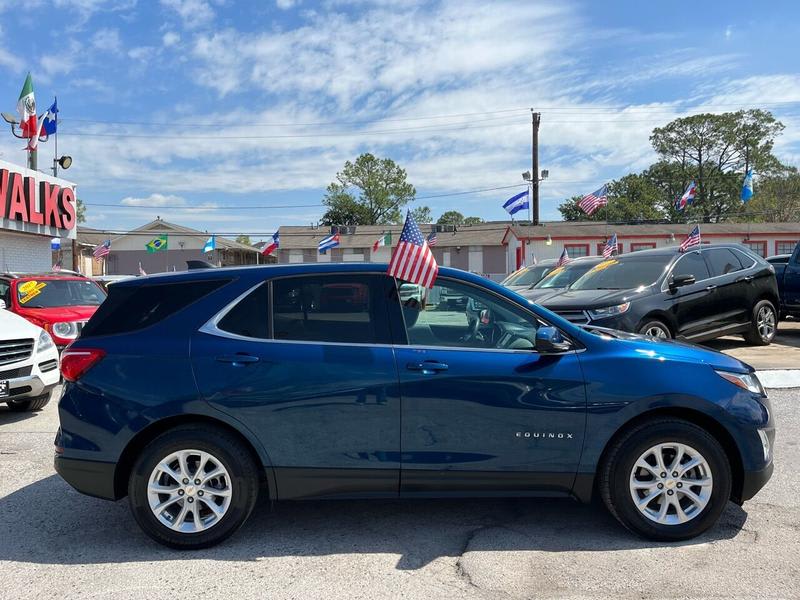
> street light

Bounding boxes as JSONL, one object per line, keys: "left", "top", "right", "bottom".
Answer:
{"left": 52, "top": 155, "right": 72, "bottom": 176}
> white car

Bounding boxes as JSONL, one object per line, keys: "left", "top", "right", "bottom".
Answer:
{"left": 0, "top": 308, "right": 60, "bottom": 411}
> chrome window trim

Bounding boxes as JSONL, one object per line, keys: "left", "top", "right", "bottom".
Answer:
{"left": 660, "top": 245, "right": 760, "bottom": 293}
{"left": 199, "top": 281, "right": 269, "bottom": 343}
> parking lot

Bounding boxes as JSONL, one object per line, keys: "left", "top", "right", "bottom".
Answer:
{"left": 1, "top": 333, "right": 798, "bottom": 600}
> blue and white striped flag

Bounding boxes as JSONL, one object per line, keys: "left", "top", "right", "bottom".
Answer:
{"left": 318, "top": 232, "right": 340, "bottom": 254}
{"left": 741, "top": 169, "right": 754, "bottom": 202}
{"left": 502, "top": 190, "right": 529, "bottom": 216}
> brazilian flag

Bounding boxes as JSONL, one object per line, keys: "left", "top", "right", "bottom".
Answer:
{"left": 146, "top": 235, "right": 168, "bottom": 253}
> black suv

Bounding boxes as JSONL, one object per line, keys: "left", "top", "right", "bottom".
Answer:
{"left": 538, "top": 244, "right": 779, "bottom": 345}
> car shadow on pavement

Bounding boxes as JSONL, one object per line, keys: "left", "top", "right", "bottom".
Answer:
{"left": 0, "top": 475, "right": 750, "bottom": 569}
{"left": 0, "top": 405, "right": 47, "bottom": 425}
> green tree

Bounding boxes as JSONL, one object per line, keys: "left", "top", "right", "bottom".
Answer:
{"left": 463, "top": 216, "right": 484, "bottom": 226}
{"left": 409, "top": 205, "right": 432, "bottom": 224}
{"left": 558, "top": 174, "right": 666, "bottom": 222}
{"left": 437, "top": 210, "right": 464, "bottom": 225}
{"left": 76, "top": 197, "right": 86, "bottom": 224}
{"left": 650, "top": 110, "right": 784, "bottom": 221}
{"left": 321, "top": 153, "right": 416, "bottom": 225}
{"left": 746, "top": 164, "right": 800, "bottom": 222}
{"left": 235, "top": 235, "right": 252, "bottom": 246}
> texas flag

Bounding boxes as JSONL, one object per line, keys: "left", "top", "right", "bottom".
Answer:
{"left": 261, "top": 230, "right": 279, "bottom": 256}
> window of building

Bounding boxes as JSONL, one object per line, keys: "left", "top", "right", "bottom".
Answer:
{"left": 397, "top": 278, "right": 538, "bottom": 350}
{"left": 776, "top": 240, "right": 799, "bottom": 255}
{"left": 743, "top": 241, "right": 767, "bottom": 257}
{"left": 630, "top": 242, "right": 657, "bottom": 252}
{"left": 271, "top": 275, "right": 390, "bottom": 344}
{"left": 342, "top": 248, "right": 365, "bottom": 262}
{"left": 705, "top": 248, "right": 745, "bottom": 277}
{"left": 564, "top": 244, "right": 589, "bottom": 258}
{"left": 217, "top": 283, "right": 269, "bottom": 339}
{"left": 670, "top": 251, "right": 710, "bottom": 282}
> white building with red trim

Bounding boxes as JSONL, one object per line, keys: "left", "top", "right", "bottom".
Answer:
{"left": 502, "top": 222, "right": 800, "bottom": 272}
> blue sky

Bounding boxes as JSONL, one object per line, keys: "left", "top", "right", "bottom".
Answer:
{"left": 1, "top": 0, "right": 799, "bottom": 242}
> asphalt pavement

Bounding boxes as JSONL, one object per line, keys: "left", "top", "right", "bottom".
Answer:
{"left": 1, "top": 383, "right": 798, "bottom": 600}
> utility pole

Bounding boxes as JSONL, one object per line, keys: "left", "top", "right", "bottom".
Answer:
{"left": 531, "top": 110, "right": 541, "bottom": 225}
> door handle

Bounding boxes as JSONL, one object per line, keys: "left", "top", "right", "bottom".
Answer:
{"left": 705, "top": 285, "right": 717, "bottom": 292}
{"left": 407, "top": 361, "right": 449, "bottom": 373}
{"left": 216, "top": 354, "right": 260, "bottom": 366}
{"left": 736, "top": 275, "right": 754, "bottom": 283}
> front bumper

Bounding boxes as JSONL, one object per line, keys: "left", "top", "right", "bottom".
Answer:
{"left": 737, "top": 461, "right": 774, "bottom": 503}
{"left": 3, "top": 371, "right": 58, "bottom": 401}
{"left": 54, "top": 454, "right": 118, "bottom": 500}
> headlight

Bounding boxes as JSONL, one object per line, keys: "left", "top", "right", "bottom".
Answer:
{"left": 37, "top": 330, "right": 55, "bottom": 353}
{"left": 588, "top": 302, "right": 630, "bottom": 320}
{"left": 715, "top": 370, "right": 766, "bottom": 395}
{"left": 52, "top": 321, "right": 79, "bottom": 339}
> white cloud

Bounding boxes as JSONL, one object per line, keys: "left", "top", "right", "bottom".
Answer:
{"left": 160, "top": 0, "right": 215, "bottom": 28}
{"left": 128, "top": 46, "right": 158, "bottom": 61}
{"left": 91, "top": 28, "right": 122, "bottom": 53}
{"left": 120, "top": 193, "right": 186, "bottom": 206}
{"left": 276, "top": 0, "right": 298, "bottom": 8}
{"left": 162, "top": 31, "right": 180, "bottom": 47}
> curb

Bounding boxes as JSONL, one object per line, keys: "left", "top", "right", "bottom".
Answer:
{"left": 757, "top": 370, "right": 800, "bottom": 389}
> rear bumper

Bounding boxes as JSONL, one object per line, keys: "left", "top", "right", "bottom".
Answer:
{"left": 54, "top": 455, "right": 118, "bottom": 501}
{"left": 737, "top": 461, "right": 774, "bottom": 503}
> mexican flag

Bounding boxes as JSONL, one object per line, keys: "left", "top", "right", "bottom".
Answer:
{"left": 146, "top": 235, "right": 168, "bottom": 253}
{"left": 17, "top": 73, "right": 37, "bottom": 150}
{"left": 372, "top": 232, "right": 391, "bottom": 252}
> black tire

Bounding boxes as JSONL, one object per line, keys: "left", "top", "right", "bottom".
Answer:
{"left": 128, "top": 424, "right": 260, "bottom": 549}
{"left": 743, "top": 299, "right": 777, "bottom": 346}
{"left": 638, "top": 319, "right": 671, "bottom": 339}
{"left": 6, "top": 390, "right": 52, "bottom": 412}
{"left": 599, "top": 418, "right": 732, "bottom": 541}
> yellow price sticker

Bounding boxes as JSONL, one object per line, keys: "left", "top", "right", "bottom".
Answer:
{"left": 18, "top": 280, "right": 47, "bottom": 304}
{"left": 588, "top": 259, "right": 619, "bottom": 274}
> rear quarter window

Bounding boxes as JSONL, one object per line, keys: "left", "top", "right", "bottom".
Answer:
{"left": 80, "top": 279, "right": 230, "bottom": 337}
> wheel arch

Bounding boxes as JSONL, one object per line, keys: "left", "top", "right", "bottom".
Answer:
{"left": 636, "top": 311, "right": 676, "bottom": 336}
{"left": 579, "top": 406, "right": 744, "bottom": 504}
{"left": 113, "top": 414, "right": 276, "bottom": 501}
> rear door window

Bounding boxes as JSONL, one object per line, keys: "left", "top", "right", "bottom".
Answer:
{"left": 81, "top": 279, "right": 230, "bottom": 337}
{"left": 671, "top": 252, "right": 710, "bottom": 282}
{"left": 705, "top": 248, "right": 745, "bottom": 276}
{"left": 271, "top": 274, "right": 391, "bottom": 344}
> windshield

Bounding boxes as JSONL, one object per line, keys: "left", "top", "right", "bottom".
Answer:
{"left": 502, "top": 265, "right": 552, "bottom": 286}
{"left": 533, "top": 262, "right": 597, "bottom": 289}
{"left": 16, "top": 279, "right": 107, "bottom": 308}
{"left": 570, "top": 256, "right": 669, "bottom": 291}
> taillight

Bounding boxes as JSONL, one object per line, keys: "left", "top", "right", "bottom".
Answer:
{"left": 60, "top": 348, "right": 106, "bottom": 382}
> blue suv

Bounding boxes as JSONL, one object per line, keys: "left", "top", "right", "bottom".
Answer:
{"left": 54, "top": 264, "right": 775, "bottom": 548}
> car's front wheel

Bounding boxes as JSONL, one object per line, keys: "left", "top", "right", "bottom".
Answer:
{"left": 128, "top": 425, "right": 260, "bottom": 549}
{"left": 599, "top": 418, "right": 731, "bottom": 541}
{"left": 638, "top": 319, "right": 671, "bottom": 339}
{"left": 744, "top": 299, "right": 777, "bottom": 346}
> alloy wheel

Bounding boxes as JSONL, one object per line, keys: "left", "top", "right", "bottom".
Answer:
{"left": 757, "top": 305, "right": 776, "bottom": 341}
{"left": 147, "top": 449, "right": 233, "bottom": 533}
{"left": 629, "top": 442, "right": 713, "bottom": 526}
{"left": 644, "top": 325, "right": 669, "bottom": 338}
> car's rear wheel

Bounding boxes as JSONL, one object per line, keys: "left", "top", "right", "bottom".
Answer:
{"left": 6, "top": 390, "right": 52, "bottom": 412}
{"left": 638, "top": 320, "right": 671, "bottom": 339}
{"left": 743, "top": 300, "right": 777, "bottom": 346}
{"left": 128, "top": 425, "right": 260, "bottom": 549}
{"left": 599, "top": 418, "right": 731, "bottom": 541}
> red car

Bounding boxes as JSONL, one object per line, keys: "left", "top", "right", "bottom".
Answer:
{"left": 0, "top": 272, "right": 107, "bottom": 349}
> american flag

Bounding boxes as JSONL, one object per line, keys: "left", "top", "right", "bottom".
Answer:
{"left": 679, "top": 225, "right": 701, "bottom": 252}
{"left": 93, "top": 239, "right": 111, "bottom": 260}
{"left": 603, "top": 233, "right": 618, "bottom": 258}
{"left": 427, "top": 230, "right": 438, "bottom": 247}
{"left": 578, "top": 184, "right": 609, "bottom": 216}
{"left": 556, "top": 247, "right": 571, "bottom": 267}
{"left": 388, "top": 212, "right": 439, "bottom": 288}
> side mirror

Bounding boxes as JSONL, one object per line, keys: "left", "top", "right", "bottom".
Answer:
{"left": 669, "top": 274, "right": 695, "bottom": 291}
{"left": 535, "top": 326, "right": 571, "bottom": 354}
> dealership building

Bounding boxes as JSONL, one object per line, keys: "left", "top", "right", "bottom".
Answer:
{"left": 0, "top": 158, "right": 77, "bottom": 273}
{"left": 277, "top": 221, "right": 800, "bottom": 281}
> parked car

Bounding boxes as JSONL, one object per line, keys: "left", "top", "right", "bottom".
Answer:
{"left": 55, "top": 264, "right": 774, "bottom": 548}
{"left": 537, "top": 244, "right": 779, "bottom": 345}
{"left": 500, "top": 259, "right": 557, "bottom": 292}
{"left": 767, "top": 241, "right": 800, "bottom": 320}
{"left": 0, "top": 273, "right": 107, "bottom": 349}
{"left": 519, "top": 257, "right": 605, "bottom": 303}
{"left": 0, "top": 308, "right": 59, "bottom": 411}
